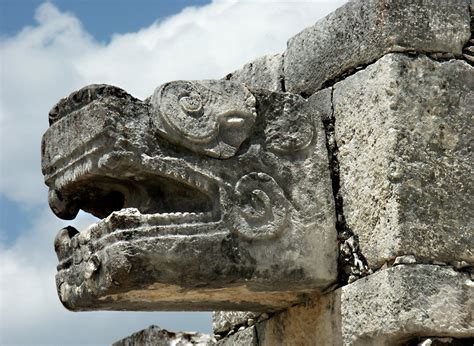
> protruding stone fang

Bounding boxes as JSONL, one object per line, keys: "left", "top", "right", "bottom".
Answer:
{"left": 54, "top": 226, "right": 79, "bottom": 261}
{"left": 48, "top": 189, "right": 79, "bottom": 220}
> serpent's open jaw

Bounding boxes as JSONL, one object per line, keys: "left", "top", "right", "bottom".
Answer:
{"left": 48, "top": 153, "right": 224, "bottom": 268}
{"left": 48, "top": 159, "right": 222, "bottom": 227}
{"left": 41, "top": 84, "right": 229, "bottom": 239}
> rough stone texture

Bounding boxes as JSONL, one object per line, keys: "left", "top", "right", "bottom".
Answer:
{"left": 41, "top": 81, "right": 337, "bottom": 311}
{"left": 225, "top": 54, "right": 284, "bottom": 92}
{"left": 255, "top": 290, "right": 342, "bottom": 346}
{"left": 341, "top": 265, "right": 474, "bottom": 345}
{"left": 112, "top": 325, "right": 214, "bottom": 345}
{"left": 222, "top": 265, "right": 473, "bottom": 345}
{"left": 333, "top": 53, "right": 474, "bottom": 269}
{"left": 462, "top": 3, "right": 474, "bottom": 63}
{"left": 284, "top": 0, "right": 471, "bottom": 94}
{"left": 211, "top": 88, "right": 334, "bottom": 329}
{"left": 216, "top": 326, "right": 258, "bottom": 346}
{"left": 212, "top": 311, "right": 262, "bottom": 334}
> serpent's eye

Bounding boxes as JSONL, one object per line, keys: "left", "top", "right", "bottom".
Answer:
{"left": 179, "top": 91, "right": 203, "bottom": 117}
{"left": 150, "top": 80, "right": 256, "bottom": 158}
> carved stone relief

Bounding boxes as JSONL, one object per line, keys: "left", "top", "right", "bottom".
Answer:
{"left": 41, "top": 80, "right": 337, "bottom": 311}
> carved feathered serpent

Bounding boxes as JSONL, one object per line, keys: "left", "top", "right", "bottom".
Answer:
{"left": 41, "top": 79, "right": 336, "bottom": 311}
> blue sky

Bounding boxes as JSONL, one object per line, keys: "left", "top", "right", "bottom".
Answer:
{"left": 1, "top": 0, "right": 211, "bottom": 42}
{"left": 0, "top": 0, "right": 346, "bottom": 344}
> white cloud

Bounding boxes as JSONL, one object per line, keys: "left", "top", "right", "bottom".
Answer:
{"left": 0, "top": 0, "right": 346, "bottom": 344}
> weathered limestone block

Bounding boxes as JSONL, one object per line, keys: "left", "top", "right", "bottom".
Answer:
{"left": 341, "top": 265, "right": 473, "bottom": 345}
{"left": 112, "top": 325, "right": 214, "bottom": 346}
{"left": 225, "top": 54, "right": 284, "bottom": 92}
{"left": 41, "top": 81, "right": 337, "bottom": 311}
{"left": 227, "top": 265, "right": 472, "bottom": 345}
{"left": 284, "top": 0, "right": 471, "bottom": 94}
{"left": 255, "top": 290, "right": 342, "bottom": 346}
{"left": 333, "top": 53, "right": 473, "bottom": 268}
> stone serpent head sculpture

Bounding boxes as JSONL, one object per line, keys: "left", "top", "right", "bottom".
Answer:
{"left": 41, "top": 80, "right": 336, "bottom": 311}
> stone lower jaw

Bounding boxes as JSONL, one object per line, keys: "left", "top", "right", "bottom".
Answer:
{"left": 54, "top": 218, "right": 313, "bottom": 312}
{"left": 55, "top": 207, "right": 223, "bottom": 265}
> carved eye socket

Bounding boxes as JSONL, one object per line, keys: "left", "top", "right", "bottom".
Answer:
{"left": 150, "top": 80, "right": 256, "bottom": 159}
{"left": 179, "top": 92, "right": 203, "bottom": 117}
{"left": 152, "top": 81, "right": 215, "bottom": 144}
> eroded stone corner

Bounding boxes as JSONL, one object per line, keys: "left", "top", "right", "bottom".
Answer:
{"left": 224, "top": 53, "right": 285, "bottom": 92}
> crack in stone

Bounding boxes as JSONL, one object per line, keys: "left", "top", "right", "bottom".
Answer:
{"left": 296, "top": 50, "right": 473, "bottom": 284}
{"left": 279, "top": 76, "right": 286, "bottom": 92}
{"left": 460, "top": 3, "right": 474, "bottom": 65}
{"left": 321, "top": 87, "right": 372, "bottom": 286}
{"left": 377, "top": 255, "right": 474, "bottom": 277}
{"left": 280, "top": 53, "right": 287, "bottom": 92}
{"left": 254, "top": 324, "right": 260, "bottom": 346}
{"left": 315, "top": 49, "right": 471, "bottom": 93}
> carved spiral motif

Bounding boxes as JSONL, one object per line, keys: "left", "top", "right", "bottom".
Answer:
{"left": 151, "top": 80, "right": 256, "bottom": 158}
{"left": 232, "top": 172, "right": 289, "bottom": 240}
{"left": 157, "top": 81, "right": 217, "bottom": 143}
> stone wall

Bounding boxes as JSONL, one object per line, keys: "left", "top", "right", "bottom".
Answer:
{"left": 214, "top": 0, "right": 474, "bottom": 344}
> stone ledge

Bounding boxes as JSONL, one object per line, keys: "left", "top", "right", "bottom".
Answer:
{"left": 284, "top": 0, "right": 471, "bottom": 95}
{"left": 341, "top": 265, "right": 474, "bottom": 345}
{"left": 221, "top": 265, "right": 473, "bottom": 345}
